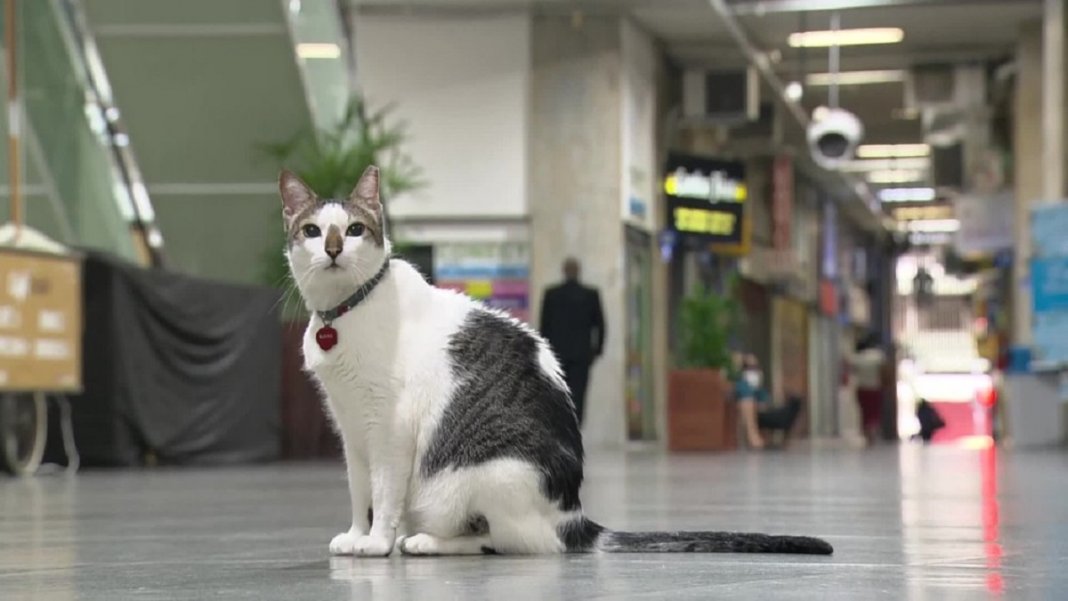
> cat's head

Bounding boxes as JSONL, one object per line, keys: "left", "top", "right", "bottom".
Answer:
{"left": 279, "top": 166, "right": 390, "bottom": 311}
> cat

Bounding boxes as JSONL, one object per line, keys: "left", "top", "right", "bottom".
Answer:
{"left": 280, "top": 166, "right": 833, "bottom": 557}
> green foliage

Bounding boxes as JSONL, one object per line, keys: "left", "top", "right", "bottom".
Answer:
{"left": 260, "top": 96, "right": 426, "bottom": 300}
{"left": 677, "top": 281, "right": 742, "bottom": 372}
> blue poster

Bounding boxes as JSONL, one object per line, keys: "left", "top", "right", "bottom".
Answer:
{"left": 1031, "top": 203, "right": 1068, "bottom": 364}
{"left": 1032, "top": 257, "right": 1068, "bottom": 312}
{"left": 1033, "top": 311, "right": 1068, "bottom": 365}
{"left": 1032, "top": 203, "right": 1068, "bottom": 258}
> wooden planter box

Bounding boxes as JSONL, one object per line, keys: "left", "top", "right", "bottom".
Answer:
{"left": 668, "top": 368, "right": 738, "bottom": 452}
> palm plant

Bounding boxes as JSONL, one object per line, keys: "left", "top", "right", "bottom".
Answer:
{"left": 261, "top": 96, "right": 425, "bottom": 314}
{"left": 677, "top": 280, "right": 742, "bottom": 374}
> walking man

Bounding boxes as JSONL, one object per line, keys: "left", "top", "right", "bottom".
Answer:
{"left": 539, "top": 258, "right": 605, "bottom": 426}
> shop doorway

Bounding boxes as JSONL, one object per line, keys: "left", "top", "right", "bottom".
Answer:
{"left": 624, "top": 227, "right": 656, "bottom": 440}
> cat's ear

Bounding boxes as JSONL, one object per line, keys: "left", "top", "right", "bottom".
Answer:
{"left": 279, "top": 170, "right": 316, "bottom": 224}
{"left": 349, "top": 165, "right": 382, "bottom": 218}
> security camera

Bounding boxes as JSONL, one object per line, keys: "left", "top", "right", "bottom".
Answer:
{"left": 807, "top": 107, "right": 864, "bottom": 170}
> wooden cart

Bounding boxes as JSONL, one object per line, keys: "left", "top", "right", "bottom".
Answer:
{"left": 0, "top": 248, "right": 82, "bottom": 475}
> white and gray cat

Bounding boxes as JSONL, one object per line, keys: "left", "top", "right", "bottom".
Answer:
{"left": 280, "top": 166, "right": 833, "bottom": 557}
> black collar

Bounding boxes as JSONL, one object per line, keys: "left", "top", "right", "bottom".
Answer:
{"left": 317, "top": 260, "right": 390, "bottom": 325}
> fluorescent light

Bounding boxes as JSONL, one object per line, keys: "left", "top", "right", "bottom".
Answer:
{"left": 296, "top": 43, "right": 341, "bottom": 59}
{"left": 841, "top": 158, "right": 930, "bottom": 172}
{"left": 789, "top": 27, "right": 904, "bottom": 48}
{"left": 880, "top": 187, "right": 937, "bottom": 203}
{"left": 907, "top": 219, "right": 960, "bottom": 233}
{"left": 806, "top": 70, "right": 906, "bottom": 86}
{"left": 893, "top": 206, "right": 952, "bottom": 221}
{"left": 868, "top": 169, "right": 924, "bottom": 184}
{"left": 857, "top": 144, "right": 930, "bottom": 158}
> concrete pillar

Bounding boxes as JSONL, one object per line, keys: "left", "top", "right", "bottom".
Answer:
{"left": 529, "top": 15, "right": 626, "bottom": 449}
{"left": 1014, "top": 21, "right": 1043, "bottom": 345}
{"left": 1044, "top": 0, "right": 1068, "bottom": 199}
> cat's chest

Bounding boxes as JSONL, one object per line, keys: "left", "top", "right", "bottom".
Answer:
{"left": 302, "top": 316, "right": 397, "bottom": 377}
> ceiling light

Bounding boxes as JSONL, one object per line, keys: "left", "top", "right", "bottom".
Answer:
{"left": 880, "top": 187, "right": 937, "bottom": 203}
{"left": 867, "top": 169, "right": 924, "bottom": 184}
{"left": 906, "top": 219, "right": 960, "bottom": 233}
{"left": 857, "top": 143, "right": 930, "bottom": 159}
{"left": 842, "top": 158, "right": 930, "bottom": 172}
{"left": 788, "top": 27, "right": 904, "bottom": 48}
{"left": 784, "top": 81, "right": 804, "bottom": 102}
{"left": 296, "top": 43, "right": 341, "bottom": 59}
{"left": 806, "top": 70, "right": 906, "bottom": 86}
{"left": 893, "top": 205, "right": 953, "bottom": 221}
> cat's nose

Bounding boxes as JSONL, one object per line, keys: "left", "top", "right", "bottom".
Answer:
{"left": 326, "top": 248, "right": 341, "bottom": 260}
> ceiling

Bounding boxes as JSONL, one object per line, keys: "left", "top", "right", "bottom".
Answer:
{"left": 352, "top": 0, "right": 1040, "bottom": 142}
{"left": 351, "top": 0, "right": 1040, "bottom": 209}
{"left": 84, "top": 0, "right": 314, "bottom": 283}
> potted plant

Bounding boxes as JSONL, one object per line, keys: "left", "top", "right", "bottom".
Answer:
{"left": 261, "top": 95, "right": 424, "bottom": 458}
{"left": 668, "top": 281, "right": 742, "bottom": 452}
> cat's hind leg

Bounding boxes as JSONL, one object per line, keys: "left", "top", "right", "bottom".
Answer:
{"left": 483, "top": 513, "right": 565, "bottom": 554}
{"left": 398, "top": 533, "right": 493, "bottom": 556}
{"left": 474, "top": 460, "right": 567, "bottom": 554}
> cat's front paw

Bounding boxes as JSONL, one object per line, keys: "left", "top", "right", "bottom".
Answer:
{"left": 352, "top": 534, "right": 394, "bottom": 557}
{"left": 329, "top": 530, "right": 362, "bottom": 556}
{"left": 330, "top": 531, "right": 394, "bottom": 557}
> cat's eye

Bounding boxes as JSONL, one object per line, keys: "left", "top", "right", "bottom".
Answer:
{"left": 346, "top": 223, "right": 366, "bottom": 237}
{"left": 302, "top": 224, "right": 321, "bottom": 238}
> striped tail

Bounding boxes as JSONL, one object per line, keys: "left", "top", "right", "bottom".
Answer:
{"left": 560, "top": 518, "right": 833, "bottom": 555}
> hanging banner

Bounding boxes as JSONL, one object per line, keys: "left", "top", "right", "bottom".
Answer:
{"left": 772, "top": 154, "right": 794, "bottom": 251}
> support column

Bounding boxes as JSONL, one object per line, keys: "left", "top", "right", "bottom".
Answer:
{"left": 1013, "top": 20, "right": 1043, "bottom": 345}
{"left": 1043, "top": 0, "right": 1068, "bottom": 199}
{"left": 529, "top": 15, "right": 626, "bottom": 449}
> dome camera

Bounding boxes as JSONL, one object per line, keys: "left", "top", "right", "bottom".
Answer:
{"left": 807, "top": 107, "right": 864, "bottom": 170}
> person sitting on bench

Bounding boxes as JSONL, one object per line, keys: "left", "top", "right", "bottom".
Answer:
{"left": 733, "top": 353, "right": 802, "bottom": 449}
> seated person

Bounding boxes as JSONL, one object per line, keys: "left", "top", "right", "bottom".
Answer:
{"left": 733, "top": 353, "right": 802, "bottom": 449}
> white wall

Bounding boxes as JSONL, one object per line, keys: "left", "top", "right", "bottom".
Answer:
{"left": 353, "top": 14, "right": 530, "bottom": 219}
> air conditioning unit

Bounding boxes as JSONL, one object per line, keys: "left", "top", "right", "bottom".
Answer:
{"left": 682, "top": 68, "right": 760, "bottom": 124}
{"left": 905, "top": 63, "right": 986, "bottom": 112}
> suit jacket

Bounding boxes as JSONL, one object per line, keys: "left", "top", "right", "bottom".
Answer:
{"left": 539, "top": 281, "right": 605, "bottom": 363}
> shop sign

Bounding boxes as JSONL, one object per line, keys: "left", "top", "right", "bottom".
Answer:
{"left": 663, "top": 153, "right": 748, "bottom": 253}
{"left": 0, "top": 250, "right": 82, "bottom": 392}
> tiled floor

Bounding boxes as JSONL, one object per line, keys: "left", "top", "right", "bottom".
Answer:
{"left": 1, "top": 444, "right": 1065, "bottom": 600}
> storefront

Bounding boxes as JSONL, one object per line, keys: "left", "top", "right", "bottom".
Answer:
{"left": 662, "top": 152, "right": 750, "bottom": 353}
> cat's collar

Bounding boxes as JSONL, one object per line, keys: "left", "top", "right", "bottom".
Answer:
{"left": 317, "top": 259, "right": 391, "bottom": 326}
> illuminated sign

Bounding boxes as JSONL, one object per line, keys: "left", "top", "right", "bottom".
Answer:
{"left": 663, "top": 153, "right": 748, "bottom": 251}
{"left": 666, "top": 197, "right": 744, "bottom": 246}
{"left": 674, "top": 206, "right": 738, "bottom": 236}
{"left": 663, "top": 170, "right": 747, "bottom": 202}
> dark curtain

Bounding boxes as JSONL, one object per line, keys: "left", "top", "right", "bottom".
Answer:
{"left": 55, "top": 252, "right": 281, "bottom": 467}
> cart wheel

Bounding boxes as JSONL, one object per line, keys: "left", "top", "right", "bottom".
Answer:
{"left": 0, "top": 392, "right": 48, "bottom": 476}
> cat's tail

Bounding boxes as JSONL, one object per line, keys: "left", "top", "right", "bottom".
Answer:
{"left": 560, "top": 517, "right": 833, "bottom": 555}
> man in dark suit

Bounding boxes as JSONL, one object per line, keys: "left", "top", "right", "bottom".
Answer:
{"left": 539, "top": 258, "right": 605, "bottom": 426}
